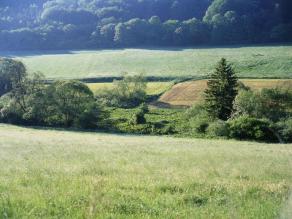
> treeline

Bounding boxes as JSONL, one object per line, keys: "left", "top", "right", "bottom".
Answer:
{"left": 0, "top": 58, "right": 291, "bottom": 143}
{"left": 0, "top": 0, "right": 292, "bottom": 50}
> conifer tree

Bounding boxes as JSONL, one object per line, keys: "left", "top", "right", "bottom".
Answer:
{"left": 204, "top": 58, "right": 238, "bottom": 120}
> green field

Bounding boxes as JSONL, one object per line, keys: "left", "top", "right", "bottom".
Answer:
{"left": 88, "top": 82, "right": 174, "bottom": 96}
{"left": 2, "top": 45, "right": 292, "bottom": 79}
{"left": 1, "top": 124, "right": 291, "bottom": 218}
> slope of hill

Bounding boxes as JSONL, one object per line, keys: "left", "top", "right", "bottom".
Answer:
{"left": 157, "top": 79, "right": 292, "bottom": 107}
{"left": 0, "top": 124, "right": 291, "bottom": 218}
{"left": 0, "top": 0, "right": 292, "bottom": 50}
{"left": 2, "top": 45, "right": 292, "bottom": 79}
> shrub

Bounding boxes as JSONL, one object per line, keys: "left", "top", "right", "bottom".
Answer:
{"left": 0, "top": 58, "right": 27, "bottom": 96}
{"left": 207, "top": 120, "right": 229, "bottom": 137}
{"left": 100, "top": 74, "right": 147, "bottom": 108}
{"left": 233, "top": 90, "right": 260, "bottom": 118}
{"left": 46, "top": 80, "right": 97, "bottom": 127}
{"left": 276, "top": 118, "right": 292, "bottom": 143}
{"left": 140, "top": 102, "right": 149, "bottom": 114}
{"left": 233, "top": 88, "right": 292, "bottom": 122}
{"left": 74, "top": 102, "right": 105, "bottom": 129}
{"left": 153, "top": 123, "right": 176, "bottom": 135}
{"left": 228, "top": 115, "right": 277, "bottom": 142}
{"left": 187, "top": 104, "right": 212, "bottom": 134}
{"left": 0, "top": 97, "right": 24, "bottom": 124}
{"left": 0, "top": 76, "right": 107, "bottom": 129}
{"left": 130, "top": 109, "right": 146, "bottom": 125}
{"left": 186, "top": 104, "right": 206, "bottom": 118}
{"left": 190, "top": 114, "right": 210, "bottom": 133}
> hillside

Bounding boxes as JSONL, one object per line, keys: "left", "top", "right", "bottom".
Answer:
{"left": 0, "top": 124, "right": 291, "bottom": 218}
{"left": 3, "top": 45, "right": 292, "bottom": 79}
{"left": 157, "top": 79, "right": 292, "bottom": 107}
{"left": 0, "top": 0, "right": 292, "bottom": 50}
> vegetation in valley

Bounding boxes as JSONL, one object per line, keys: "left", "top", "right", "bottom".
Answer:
{"left": 1, "top": 1, "right": 292, "bottom": 218}
{"left": 88, "top": 81, "right": 174, "bottom": 96}
{"left": 0, "top": 58, "right": 291, "bottom": 143}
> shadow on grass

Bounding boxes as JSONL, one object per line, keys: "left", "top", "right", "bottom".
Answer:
{"left": 9, "top": 123, "right": 159, "bottom": 138}
{"left": 1, "top": 42, "right": 291, "bottom": 58}
{"left": 150, "top": 101, "right": 189, "bottom": 109}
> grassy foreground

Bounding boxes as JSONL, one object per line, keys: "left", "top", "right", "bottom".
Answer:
{"left": 0, "top": 124, "right": 291, "bottom": 218}
{"left": 2, "top": 45, "right": 292, "bottom": 79}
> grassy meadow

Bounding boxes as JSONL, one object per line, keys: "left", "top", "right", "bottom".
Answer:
{"left": 88, "top": 82, "right": 174, "bottom": 96}
{"left": 2, "top": 45, "right": 292, "bottom": 79}
{"left": 0, "top": 124, "right": 292, "bottom": 218}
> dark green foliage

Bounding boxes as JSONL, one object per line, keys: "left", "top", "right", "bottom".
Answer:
{"left": 130, "top": 110, "right": 146, "bottom": 125}
{"left": 276, "top": 118, "right": 292, "bottom": 143}
{"left": 0, "top": 0, "right": 291, "bottom": 50}
{"left": 186, "top": 104, "right": 212, "bottom": 134}
{"left": 207, "top": 120, "right": 229, "bottom": 137}
{"left": 233, "top": 88, "right": 292, "bottom": 122}
{"left": 45, "top": 80, "right": 96, "bottom": 127}
{"left": 189, "top": 82, "right": 290, "bottom": 142}
{"left": 0, "top": 59, "right": 27, "bottom": 96}
{"left": 0, "top": 72, "right": 46, "bottom": 125}
{"left": 159, "top": 124, "right": 176, "bottom": 135}
{"left": 107, "top": 107, "right": 184, "bottom": 135}
{"left": 0, "top": 67, "right": 105, "bottom": 129}
{"left": 204, "top": 58, "right": 238, "bottom": 121}
{"left": 0, "top": 94, "right": 24, "bottom": 124}
{"left": 228, "top": 116, "right": 278, "bottom": 142}
{"left": 100, "top": 74, "right": 147, "bottom": 108}
{"left": 130, "top": 103, "right": 150, "bottom": 125}
{"left": 190, "top": 116, "right": 210, "bottom": 134}
{"left": 74, "top": 102, "right": 105, "bottom": 129}
{"left": 140, "top": 103, "right": 149, "bottom": 114}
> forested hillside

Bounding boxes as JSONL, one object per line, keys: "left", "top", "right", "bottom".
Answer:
{"left": 0, "top": 0, "right": 292, "bottom": 50}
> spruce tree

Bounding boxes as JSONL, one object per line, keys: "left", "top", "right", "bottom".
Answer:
{"left": 204, "top": 58, "right": 238, "bottom": 120}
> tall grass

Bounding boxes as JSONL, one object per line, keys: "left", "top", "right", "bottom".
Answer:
{"left": 2, "top": 45, "right": 292, "bottom": 79}
{"left": 87, "top": 82, "right": 174, "bottom": 96}
{"left": 0, "top": 124, "right": 291, "bottom": 218}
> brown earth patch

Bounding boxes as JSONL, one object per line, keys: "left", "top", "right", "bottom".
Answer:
{"left": 155, "top": 79, "right": 292, "bottom": 108}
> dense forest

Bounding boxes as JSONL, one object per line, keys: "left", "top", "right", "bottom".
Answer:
{"left": 0, "top": 0, "right": 292, "bottom": 50}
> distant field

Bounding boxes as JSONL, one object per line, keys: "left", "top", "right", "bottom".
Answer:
{"left": 158, "top": 79, "right": 292, "bottom": 107}
{"left": 88, "top": 82, "right": 174, "bottom": 95}
{"left": 1, "top": 45, "right": 292, "bottom": 79}
{"left": 0, "top": 124, "right": 291, "bottom": 218}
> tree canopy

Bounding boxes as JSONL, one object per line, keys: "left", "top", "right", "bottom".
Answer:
{"left": 204, "top": 58, "right": 238, "bottom": 120}
{"left": 0, "top": 0, "right": 291, "bottom": 50}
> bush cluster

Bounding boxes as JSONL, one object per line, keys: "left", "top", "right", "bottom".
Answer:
{"left": 0, "top": 62, "right": 106, "bottom": 129}
{"left": 99, "top": 74, "right": 147, "bottom": 108}
{"left": 188, "top": 87, "right": 292, "bottom": 143}
{"left": 1, "top": 58, "right": 291, "bottom": 143}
